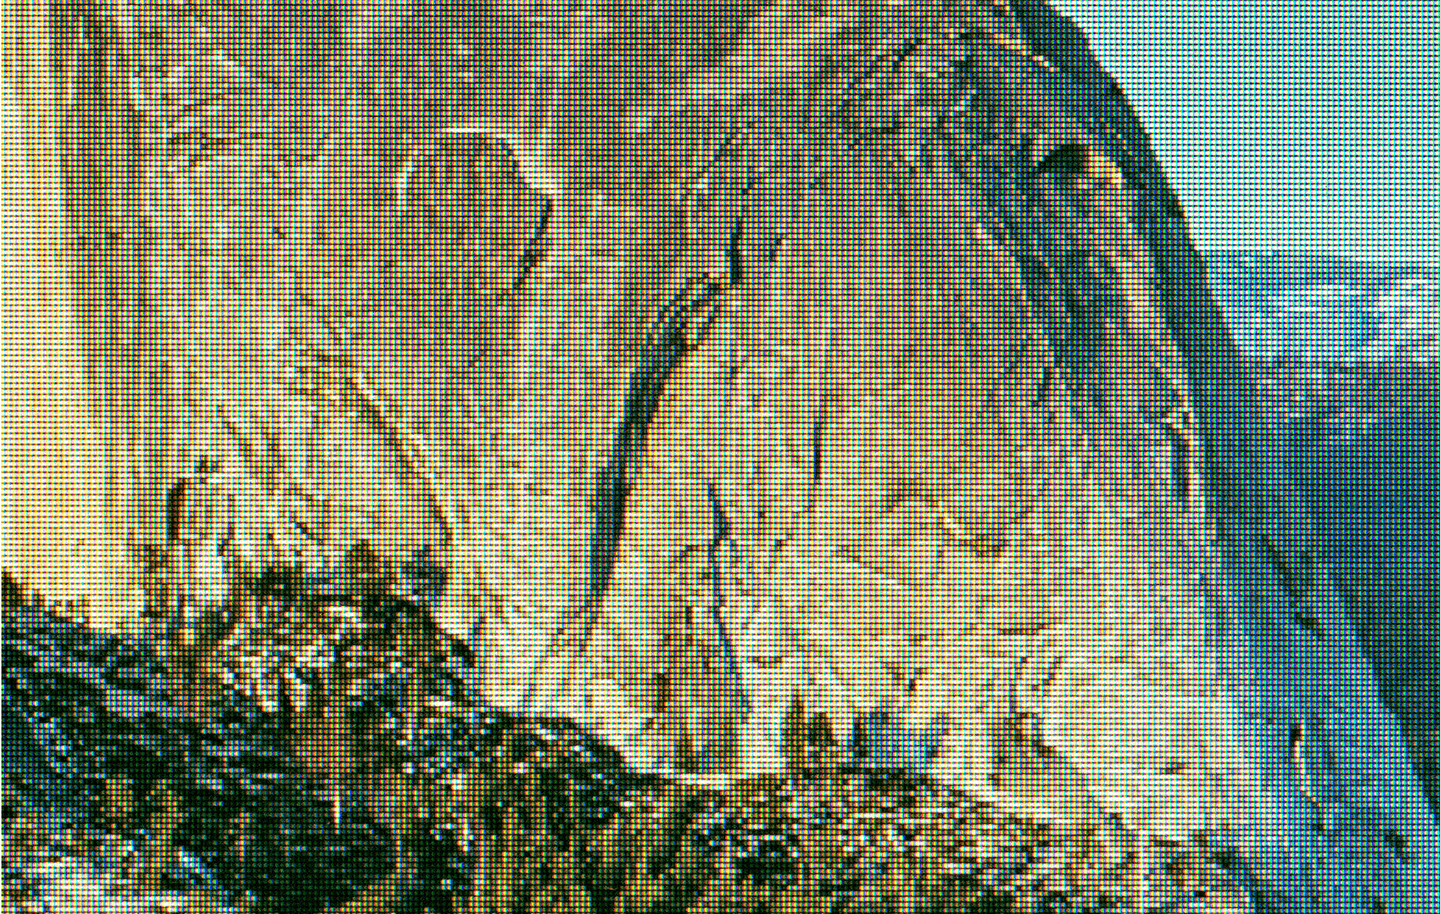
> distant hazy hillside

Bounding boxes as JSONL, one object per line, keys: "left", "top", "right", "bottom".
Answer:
{"left": 1206, "top": 250, "right": 1440, "bottom": 367}
{"left": 1225, "top": 251, "right": 1440, "bottom": 815}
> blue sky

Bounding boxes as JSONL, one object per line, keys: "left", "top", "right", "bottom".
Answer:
{"left": 1051, "top": 0, "right": 1437, "bottom": 266}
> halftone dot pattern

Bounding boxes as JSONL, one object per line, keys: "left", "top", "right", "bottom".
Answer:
{"left": 2, "top": 0, "right": 1437, "bottom": 911}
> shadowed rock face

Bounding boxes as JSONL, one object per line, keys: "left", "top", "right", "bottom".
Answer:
{"left": 8, "top": 0, "right": 1439, "bottom": 908}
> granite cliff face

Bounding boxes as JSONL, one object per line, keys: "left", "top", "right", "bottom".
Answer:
{"left": 3, "top": 0, "right": 1438, "bottom": 907}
